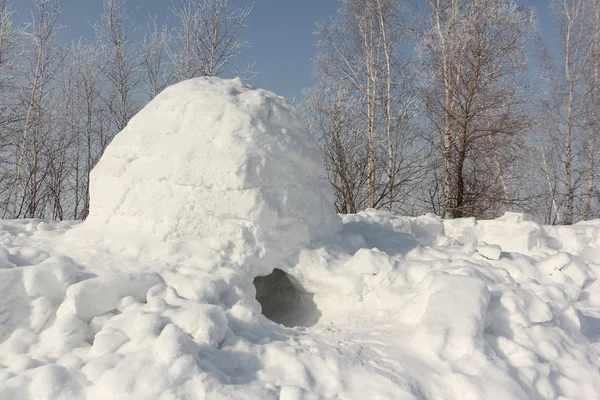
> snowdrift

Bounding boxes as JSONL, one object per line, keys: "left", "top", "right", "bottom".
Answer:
{"left": 0, "top": 78, "right": 600, "bottom": 400}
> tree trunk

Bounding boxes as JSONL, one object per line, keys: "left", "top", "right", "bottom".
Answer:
{"left": 565, "top": 82, "right": 575, "bottom": 225}
{"left": 585, "top": 25, "right": 599, "bottom": 220}
{"left": 455, "top": 150, "right": 465, "bottom": 218}
{"left": 376, "top": 0, "right": 394, "bottom": 211}
{"left": 541, "top": 148, "right": 561, "bottom": 224}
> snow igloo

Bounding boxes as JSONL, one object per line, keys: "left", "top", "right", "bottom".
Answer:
{"left": 84, "top": 77, "right": 340, "bottom": 326}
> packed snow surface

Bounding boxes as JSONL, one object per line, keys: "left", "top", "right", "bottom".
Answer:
{"left": 1, "top": 78, "right": 600, "bottom": 399}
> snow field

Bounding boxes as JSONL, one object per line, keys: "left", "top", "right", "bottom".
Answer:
{"left": 0, "top": 78, "right": 599, "bottom": 399}
{"left": 1, "top": 212, "right": 600, "bottom": 399}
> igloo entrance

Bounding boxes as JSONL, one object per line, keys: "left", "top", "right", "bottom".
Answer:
{"left": 253, "top": 269, "right": 321, "bottom": 328}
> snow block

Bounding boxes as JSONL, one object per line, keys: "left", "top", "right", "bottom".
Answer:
{"left": 415, "top": 272, "right": 490, "bottom": 360}
{"left": 444, "top": 215, "right": 544, "bottom": 254}
{"left": 538, "top": 253, "right": 596, "bottom": 288}
{"left": 342, "top": 209, "right": 444, "bottom": 246}
{"left": 477, "top": 242, "right": 503, "bottom": 260}
{"left": 58, "top": 272, "right": 164, "bottom": 322}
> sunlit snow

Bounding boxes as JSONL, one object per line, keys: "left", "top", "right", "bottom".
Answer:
{"left": 0, "top": 78, "right": 599, "bottom": 400}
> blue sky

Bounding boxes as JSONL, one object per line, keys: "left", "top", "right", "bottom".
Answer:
{"left": 12, "top": 0, "right": 554, "bottom": 101}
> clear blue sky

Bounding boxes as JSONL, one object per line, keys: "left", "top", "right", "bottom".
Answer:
{"left": 13, "top": 0, "right": 340, "bottom": 100}
{"left": 12, "top": 0, "right": 554, "bottom": 101}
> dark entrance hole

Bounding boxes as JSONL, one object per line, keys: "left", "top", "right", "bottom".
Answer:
{"left": 253, "top": 269, "right": 321, "bottom": 328}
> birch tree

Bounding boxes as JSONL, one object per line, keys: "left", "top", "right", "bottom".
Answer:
{"left": 0, "top": 0, "right": 23, "bottom": 90}
{"left": 168, "top": 0, "right": 253, "bottom": 82}
{"left": 584, "top": 0, "right": 600, "bottom": 220}
{"left": 539, "top": 0, "right": 595, "bottom": 224}
{"left": 310, "top": 0, "right": 420, "bottom": 212}
{"left": 419, "top": 0, "right": 535, "bottom": 218}
{"left": 142, "top": 16, "right": 167, "bottom": 100}
{"left": 13, "top": 0, "right": 64, "bottom": 218}
{"left": 0, "top": 0, "right": 24, "bottom": 216}
{"left": 561, "top": 0, "right": 593, "bottom": 224}
{"left": 66, "top": 42, "right": 106, "bottom": 219}
{"left": 96, "top": 0, "right": 140, "bottom": 133}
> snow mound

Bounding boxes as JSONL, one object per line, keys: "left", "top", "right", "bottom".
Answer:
{"left": 82, "top": 77, "right": 340, "bottom": 268}
{"left": 2, "top": 214, "right": 600, "bottom": 399}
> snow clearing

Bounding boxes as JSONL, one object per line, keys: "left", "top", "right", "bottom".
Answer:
{"left": 0, "top": 78, "right": 599, "bottom": 399}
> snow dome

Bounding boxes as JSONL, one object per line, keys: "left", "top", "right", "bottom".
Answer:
{"left": 84, "top": 77, "right": 340, "bottom": 265}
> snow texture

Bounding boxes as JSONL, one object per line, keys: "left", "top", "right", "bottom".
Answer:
{"left": 80, "top": 77, "right": 340, "bottom": 274}
{"left": 0, "top": 78, "right": 599, "bottom": 400}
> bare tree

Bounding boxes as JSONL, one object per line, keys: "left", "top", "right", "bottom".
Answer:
{"left": 304, "top": 82, "right": 370, "bottom": 213}
{"left": 96, "top": 0, "right": 140, "bottom": 133}
{"left": 142, "top": 16, "right": 168, "bottom": 100}
{"left": 13, "top": 0, "right": 64, "bottom": 218}
{"left": 584, "top": 0, "right": 600, "bottom": 220}
{"left": 561, "top": 0, "right": 593, "bottom": 224}
{"left": 375, "top": 0, "right": 406, "bottom": 210}
{"left": 0, "top": 0, "right": 23, "bottom": 90}
{"left": 63, "top": 41, "right": 106, "bottom": 219}
{"left": 0, "top": 1, "right": 24, "bottom": 217}
{"left": 418, "top": 0, "right": 535, "bottom": 218}
{"left": 310, "top": 0, "right": 421, "bottom": 213}
{"left": 167, "top": 0, "right": 253, "bottom": 82}
{"left": 538, "top": 0, "right": 597, "bottom": 224}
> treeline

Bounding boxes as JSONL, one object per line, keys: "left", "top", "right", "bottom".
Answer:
{"left": 305, "top": 0, "right": 600, "bottom": 224}
{"left": 0, "top": 0, "right": 251, "bottom": 220}
{"left": 1, "top": 0, "right": 599, "bottom": 225}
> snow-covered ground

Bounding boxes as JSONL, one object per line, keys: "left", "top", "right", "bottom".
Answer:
{"left": 1, "top": 78, "right": 600, "bottom": 399}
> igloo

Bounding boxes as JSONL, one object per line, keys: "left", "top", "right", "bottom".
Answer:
{"left": 84, "top": 77, "right": 340, "bottom": 269}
